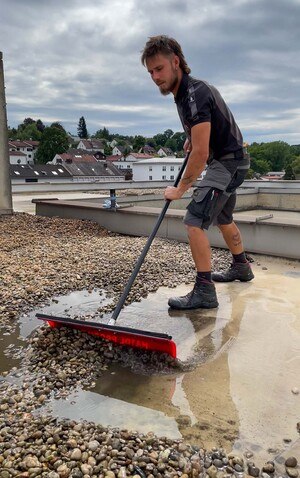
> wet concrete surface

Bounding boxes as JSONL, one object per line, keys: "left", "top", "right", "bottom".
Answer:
{"left": 1, "top": 255, "right": 300, "bottom": 465}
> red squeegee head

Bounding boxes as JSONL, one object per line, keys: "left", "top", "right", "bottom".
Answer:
{"left": 37, "top": 314, "right": 177, "bottom": 358}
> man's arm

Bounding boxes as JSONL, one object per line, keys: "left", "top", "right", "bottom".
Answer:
{"left": 164, "top": 122, "right": 211, "bottom": 200}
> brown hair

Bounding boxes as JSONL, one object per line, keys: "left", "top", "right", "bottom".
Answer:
{"left": 141, "top": 35, "right": 191, "bottom": 74}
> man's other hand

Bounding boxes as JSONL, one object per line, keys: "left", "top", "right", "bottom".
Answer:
{"left": 164, "top": 186, "right": 183, "bottom": 201}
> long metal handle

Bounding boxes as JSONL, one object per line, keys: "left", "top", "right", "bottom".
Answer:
{"left": 111, "top": 153, "right": 190, "bottom": 322}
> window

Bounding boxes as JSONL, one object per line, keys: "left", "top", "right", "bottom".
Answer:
{"left": 162, "top": 175, "right": 166, "bottom": 180}
{"left": 52, "top": 171, "right": 58, "bottom": 175}
{"left": 14, "top": 171, "right": 20, "bottom": 175}
{"left": 178, "top": 166, "right": 181, "bottom": 170}
{"left": 58, "top": 168, "right": 64, "bottom": 173}
{"left": 149, "top": 175, "right": 152, "bottom": 180}
{"left": 149, "top": 166, "right": 152, "bottom": 171}
{"left": 17, "top": 159, "right": 21, "bottom": 164}
{"left": 127, "top": 165, "right": 130, "bottom": 168}
{"left": 162, "top": 165, "right": 166, "bottom": 171}
{"left": 170, "top": 166, "right": 174, "bottom": 171}
{"left": 170, "top": 175, "right": 174, "bottom": 180}
{"left": 34, "top": 171, "right": 39, "bottom": 175}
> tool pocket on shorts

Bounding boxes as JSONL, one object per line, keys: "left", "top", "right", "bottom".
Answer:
{"left": 200, "top": 159, "right": 232, "bottom": 190}
{"left": 187, "top": 187, "right": 222, "bottom": 229}
{"left": 226, "top": 167, "right": 248, "bottom": 193}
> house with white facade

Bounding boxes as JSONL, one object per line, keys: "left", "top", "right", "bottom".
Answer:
{"left": 132, "top": 157, "right": 185, "bottom": 181}
{"left": 9, "top": 150, "right": 28, "bottom": 165}
{"left": 9, "top": 140, "right": 39, "bottom": 164}
{"left": 157, "top": 146, "right": 174, "bottom": 157}
{"left": 112, "top": 145, "right": 126, "bottom": 156}
{"left": 107, "top": 153, "right": 153, "bottom": 173}
{"left": 77, "top": 139, "right": 105, "bottom": 153}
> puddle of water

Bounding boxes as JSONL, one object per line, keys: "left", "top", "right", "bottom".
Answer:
{"left": 1, "top": 257, "right": 300, "bottom": 466}
{"left": 40, "top": 385, "right": 181, "bottom": 439}
{"left": 19, "top": 289, "right": 113, "bottom": 338}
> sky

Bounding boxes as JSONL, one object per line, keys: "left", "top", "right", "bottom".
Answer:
{"left": 1, "top": 0, "right": 300, "bottom": 145}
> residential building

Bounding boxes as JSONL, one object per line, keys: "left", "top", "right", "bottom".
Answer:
{"left": 9, "top": 139, "right": 39, "bottom": 164}
{"left": 9, "top": 150, "right": 28, "bottom": 165}
{"left": 112, "top": 145, "right": 127, "bottom": 156}
{"left": 77, "top": 139, "right": 105, "bottom": 153}
{"left": 108, "top": 152, "right": 153, "bottom": 173}
{"left": 51, "top": 151, "right": 98, "bottom": 164}
{"left": 157, "top": 146, "right": 174, "bottom": 157}
{"left": 139, "top": 145, "right": 157, "bottom": 155}
{"left": 61, "top": 162, "right": 124, "bottom": 182}
{"left": 10, "top": 164, "right": 72, "bottom": 184}
{"left": 261, "top": 171, "right": 285, "bottom": 180}
{"left": 132, "top": 157, "right": 185, "bottom": 181}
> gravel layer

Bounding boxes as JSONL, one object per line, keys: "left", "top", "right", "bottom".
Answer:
{"left": 0, "top": 213, "right": 299, "bottom": 477}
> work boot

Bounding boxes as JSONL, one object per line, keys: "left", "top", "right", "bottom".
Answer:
{"left": 168, "top": 282, "right": 218, "bottom": 310}
{"left": 212, "top": 262, "right": 254, "bottom": 282}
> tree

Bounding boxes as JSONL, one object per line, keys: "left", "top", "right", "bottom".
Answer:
{"left": 283, "top": 163, "right": 296, "bottom": 180}
{"left": 77, "top": 116, "right": 88, "bottom": 138}
{"left": 291, "top": 156, "right": 300, "bottom": 176}
{"left": 94, "top": 127, "right": 111, "bottom": 140}
{"left": 18, "top": 123, "right": 42, "bottom": 141}
{"left": 35, "top": 126, "right": 69, "bottom": 164}
{"left": 248, "top": 141, "right": 292, "bottom": 172}
{"left": 250, "top": 158, "right": 270, "bottom": 175}
{"left": 132, "top": 135, "right": 145, "bottom": 151}
{"left": 36, "top": 119, "right": 45, "bottom": 133}
{"left": 51, "top": 122, "right": 67, "bottom": 132}
{"left": 172, "top": 132, "right": 186, "bottom": 152}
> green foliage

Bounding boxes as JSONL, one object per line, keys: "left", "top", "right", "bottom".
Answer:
{"left": 291, "top": 156, "right": 300, "bottom": 175}
{"left": 249, "top": 141, "right": 292, "bottom": 172}
{"left": 283, "top": 163, "right": 296, "bottom": 180}
{"left": 19, "top": 124, "right": 42, "bottom": 141}
{"left": 35, "top": 126, "right": 69, "bottom": 164}
{"left": 94, "top": 127, "right": 111, "bottom": 140}
{"left": 51, "top": 122, "right": 67, "bottom": 133}
{"left": 104, "top": 143, "right": 113, "bottom": 156}
{"left": 132, "top": 135, "right": 145, "bottom": 151}
{"left": 246, "top": 168, "right": 254, "bottom": 179}
{"left": 8, "top": 118, "right": 45, "bottom": 140}
{"left": 250, "top": 158, "right": 270, "bottom": 175}
{"left": 77, "top": 116, "right": 88, "bottom": 139}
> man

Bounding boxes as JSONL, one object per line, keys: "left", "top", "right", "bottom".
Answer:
{"left": 141, "top": 35, "right": 254, "bottom": 310}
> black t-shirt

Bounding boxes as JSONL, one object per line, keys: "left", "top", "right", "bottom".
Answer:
{"left": 175, "top": 73, "right": 244, "bottom": 159}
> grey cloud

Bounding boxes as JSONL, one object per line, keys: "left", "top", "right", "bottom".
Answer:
{"left": 1, "top": 0, "right": 299, "bottom": 142}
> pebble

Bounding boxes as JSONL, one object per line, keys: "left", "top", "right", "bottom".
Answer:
{"left": 285, "top": 457, "right": 298, "bottom": 468}
{"left": 286, "top": 469, "right": 299, "bottom": 478}
{"left": 0, "top": 214, "right": 297, "bottom": 478}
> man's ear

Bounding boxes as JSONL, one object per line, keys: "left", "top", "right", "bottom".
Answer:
{"left": 173, "top": 54, "right": 180, "bottom": 69}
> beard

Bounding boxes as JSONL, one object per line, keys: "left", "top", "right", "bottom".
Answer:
{"left": 158, "top": 70, "right": 179, "bottom": 96}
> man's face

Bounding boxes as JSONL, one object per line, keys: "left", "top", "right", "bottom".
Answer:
{"left": 146, "top": 53, "right": 180, "bottom": 96}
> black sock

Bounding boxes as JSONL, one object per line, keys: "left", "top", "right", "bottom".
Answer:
{"left": 232, "top": 252, "right": 247, "bottom": 263}
{"left": 196, "top": 271, "right": 212, "bottom": 284}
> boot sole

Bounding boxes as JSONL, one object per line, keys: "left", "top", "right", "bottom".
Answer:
{"left": 212, "top": 278, "right": 254, "bottom": 282}
{"left": 168, "top": 301, "right": 219, "bottom": 310}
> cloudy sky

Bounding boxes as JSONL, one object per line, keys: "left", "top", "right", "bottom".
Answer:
{"left": 1, "top": 0, "right": 299, "bottom": 144}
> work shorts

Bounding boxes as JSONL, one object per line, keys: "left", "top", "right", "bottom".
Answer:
{"left": 184, "top": 157, "right": 250, "bottom": 230}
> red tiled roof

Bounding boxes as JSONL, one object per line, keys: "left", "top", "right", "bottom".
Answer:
{"left": 106, "top": 155, "right": 122, "bottom": 162}
{"left": 129, "top": 153, "right": 153, "bottom": 159}
{"left": 9, "top": 140, "right": 31, "bottom": 148}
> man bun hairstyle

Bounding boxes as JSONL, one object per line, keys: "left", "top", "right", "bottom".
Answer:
{"left": 141, "top": 35, "right": 191, "bottom": 74}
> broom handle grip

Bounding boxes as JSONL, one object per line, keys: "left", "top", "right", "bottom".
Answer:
{"left": 111, "top": 152, "right": 190, "bottom": 322}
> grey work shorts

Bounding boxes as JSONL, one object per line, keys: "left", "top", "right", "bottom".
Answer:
{"left": 184, "top": 157, "right": 250, "bottom": 230}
